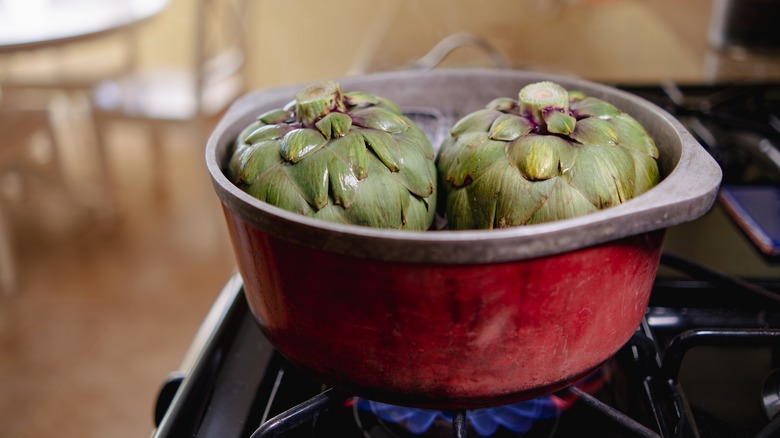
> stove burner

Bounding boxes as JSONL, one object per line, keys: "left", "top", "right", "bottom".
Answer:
{"left": 352, "top": 396, "right": 560, "bottom": 437}
{"left": 348, "top": 370, "right": 609, "bottom": 437}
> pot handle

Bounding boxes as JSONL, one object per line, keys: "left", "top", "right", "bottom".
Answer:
{"left": 410, "top": 33, "right": 510, "bottom": 70}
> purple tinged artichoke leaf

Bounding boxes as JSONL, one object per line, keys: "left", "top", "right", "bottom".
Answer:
{"left": 315, "top": 112, "right": 352, "bottom": 139}
{"left": 570, "top": 96, "right": 620, "bottom": 119}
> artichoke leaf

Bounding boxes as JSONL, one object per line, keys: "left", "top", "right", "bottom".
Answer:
{"left": 227, "top": 143, "right": 250, "bottom": 182}
{"left": 326, "top": 150, "right": 362, "bottom": 208}
{"left": 450, "top": 109, "right": 503, "bottom": 138}
{"left": 243, "top": 124, "right": 291, "bottom": 145}
{"left": 568, "top": 145, "right": 636, "bottom": 208}
{"left": 570, "top": 97, "right": 620, "bottom": 120}
{"left": 486, "top": 97, "right": 518, "bottom": 113}
{"left": 258, "top": 108, "right": 293, "bottom": 124}
{"left": 376, "top": 97, "right": 403, "bottom": 115}
{"left": 456, "top": 164, "right": 506, "bottom": 229}
{"left": 627, "top": 149, "right": 661, "bottom": 195}
{"left": 284, "top": 150, "right": 330, "bottom": 210}
{"left": 343, "top": 90, "right": 380, "bottom": 107}
{"left": 237, "top": 120, "right": 264, "bottom": 144}
{"left": 527, "top": 178, "right": 600, "bottom": 224}
{"left": 392, "top": 143, "right": 436, "bottom": 197}
{"left": 508, "top": 134, "right": 570, "bottom": 181}
{"left": 315, "top": 112, "right": 352, "bottom": 139}
{"left": 279, "top": 128, "right": 328, "bottom": 163}
{"left": 357, "top": 128, "right": 402, "bottom": 172}
{"left": 492, "top": 161, "right": 551, "bottom": 227}
{"left": 445, "top": 187, "right": 476, "bottom": 230}
{"left": 544, "top": 111, "right": 576, "bottom": 135}
{"left": 440, "top": 132, "right": 506, "bottom": 187}
{"left": 350, "top": 106, "right": 409, "bottom": 134}
{"left": 343, "top": 160, "right": 406, "bottom": 228}
{"left": 311, "top": 203, "right": 349, "bottom": 225}
{"left": 399, "top": 189, "right": 434, "bottom": 230}
{"left": 396, "top": 123, "right": 435, "bottom": 159}
{"left": 569, "top": 117, "right": 619, "bottom": 146}
{"left": 328, "top": 131, "right": 369, "bottom": 180}
{"left": 235, "top": 140, "right": 285, "bottom": 185}
{"left": 488, "top": 114, "right": 534, "bottom": 141}
{"left": 612, "top": 113, "right": 659, "bottom": 158}
{"left": 247, "top": 167, "right": 311, "bottom": 215}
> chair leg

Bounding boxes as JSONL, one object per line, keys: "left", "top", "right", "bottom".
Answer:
{"left": 150, "top": 124, "right": 168, "bottom": 201}
{"left": 0, "top": 197, "right": 17, "bottom": 296}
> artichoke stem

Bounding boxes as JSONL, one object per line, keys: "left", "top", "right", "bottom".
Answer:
{"left": 518, "top": 81, "right": 570, "bottom": 132}
{"left": 295, "top": 81, "right": 347, "bottom": 127}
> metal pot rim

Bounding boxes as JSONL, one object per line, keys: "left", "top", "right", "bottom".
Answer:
{"left": 206, "top": 68, "right": 722, "bottom": 264}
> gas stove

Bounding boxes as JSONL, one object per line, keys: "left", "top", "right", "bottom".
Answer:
{"left": 152, "top": 82, "right": 780, "bottom": 438}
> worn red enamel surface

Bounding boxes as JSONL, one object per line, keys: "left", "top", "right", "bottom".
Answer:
{"left": 224, "top": 207, "right": 664, "bottom": 409}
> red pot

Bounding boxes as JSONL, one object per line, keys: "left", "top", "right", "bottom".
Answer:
{"left": 206, "top": 69, "right": 722, "bottom": 409}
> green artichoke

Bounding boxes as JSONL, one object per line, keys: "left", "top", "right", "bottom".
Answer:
{"left": 437, "top": 81, "right": 660, "bottom": 230}
{"left": 228, "top": 81, "right": 437, "bottom": 230}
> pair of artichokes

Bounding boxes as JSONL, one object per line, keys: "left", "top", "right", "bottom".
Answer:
{"left": 227, "top": 80, "right": 660, "bottom": 231}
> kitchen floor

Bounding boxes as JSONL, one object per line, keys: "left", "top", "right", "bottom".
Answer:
{"left": 0, "top": 118, "right": 237, "bottom": 437}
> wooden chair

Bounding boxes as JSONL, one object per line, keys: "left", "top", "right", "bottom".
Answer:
{"left": 90, "top": 0, "right": 250, "bottom": 197}
{"left": 0, "top": 89, "right": 64, "bottom": 295}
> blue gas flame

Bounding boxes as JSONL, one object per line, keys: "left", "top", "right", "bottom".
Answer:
{"left": 355, "top": 396, "right": 561, "bottom": 436}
